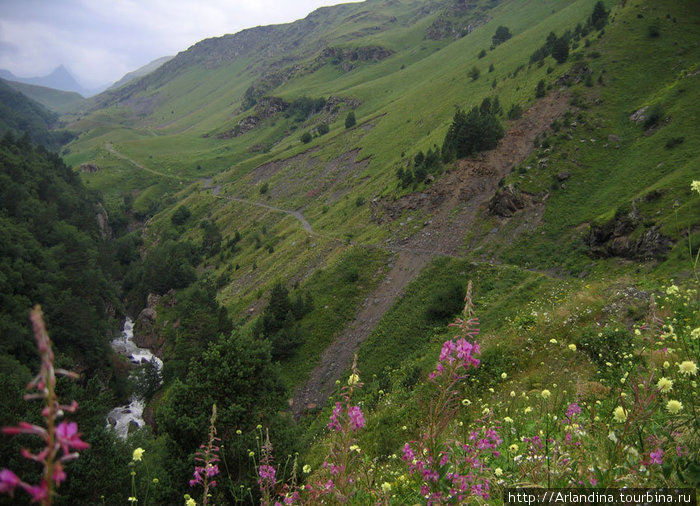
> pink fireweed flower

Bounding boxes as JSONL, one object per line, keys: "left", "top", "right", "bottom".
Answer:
{"left": 56, "top": 421, "right": 90, "bottom": 455}
{"left": 649, "top": 448, "right": 663, "bottom": 465}
{"left": 258, "top": 464, "right": 276, "bottom": 484}
{"left": 347, "top": 406, "right": 365, "bottom": 431}
{"left": 22, "top": 482, "right": 49, "bottom": 503}
{"left": 0, "top": 469, "right": 20, "bottom": 495}
{"left": 328, "top": 402, "right": 343, "bottom": 432}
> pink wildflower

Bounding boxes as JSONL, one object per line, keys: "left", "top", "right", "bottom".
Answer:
{"left": 327, "top": 402, "right": 343, "bottom": 432}
{"left": 649, "top": 448, "right": 663, "bottom": 465}
{"left": 0, "top": 469, "right": 20, "bottom": 495}
{"left": 347, "top": 406, "right": 365, "bottom": 431}
{"left": 56, "top": 421, "right": 90, "bottom": 454}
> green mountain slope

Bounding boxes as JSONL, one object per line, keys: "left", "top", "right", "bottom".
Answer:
{"left": 0, "top": 78, "right": 76, "bottom": 150}
{"left": 4, "top": 79, "right": 85, "bottom": 114}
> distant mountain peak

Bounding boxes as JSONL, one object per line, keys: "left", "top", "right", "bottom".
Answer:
{"left": 0, "top": 65, "right": 87, "bottom": 97}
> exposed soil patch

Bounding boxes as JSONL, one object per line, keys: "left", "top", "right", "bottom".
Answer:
{"left": 292, "top": 91, "right": 570, "bottom": 417}
{"left": 247, "top": 148, "right": 321, "bottom": 186}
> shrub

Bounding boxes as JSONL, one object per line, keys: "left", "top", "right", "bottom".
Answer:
{"left": 478, "top": 49, "right": 487, "bottom": 59}
{"left": 426, "top": 281, "right": 464, "bottom": 321}
{"left": 492, "top": 25, "right": 512, "bottom": 46}
{"left": 648, "top": 20, "right": 661, "bottom": 38}
{"left": 171, "top": 205, "right": 191, "bottom": 226}
{"left": 535, "top": 79, "right": 546, "bottom": 98}
{"left": 665, "top": 137, "right": 684, "bottom": 149}
{"left": 469, "top": 66, "right": 480, "bottom": 81}
{"left": 300, "top": 132, "right": 312, "bottom": 144}
{"left": 345, "top": 111, "right": 356, "bottom": 129}
{"left": 552, "top": 36, "right": 570, "bottom": 63}
{"left": 317, "top": 123, "right": 329, "bottom": 135}
{"left": 643, "top": 104, "right": 664, "bottom": 129}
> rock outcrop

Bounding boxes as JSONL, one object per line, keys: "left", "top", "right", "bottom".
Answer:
{"left": 587, "top": 200, "right": 673, "bottom": 260}
{"left": 133, "top": 293, "right": 164, "bottom": 358}
{"left": 488, "top": 184, "right": 527, "bottom": 217}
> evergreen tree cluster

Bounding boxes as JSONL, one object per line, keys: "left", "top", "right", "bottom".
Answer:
{"left": 530, "top": 2, "right": 608, "bottom": 65}
{"left": 253, "top": 283, "right": 314, "bottom": 360}
{"left": 397, "top": 147, "right": 442, "bottom": 188}
{"left": 441, "top": 96, "right": 504, "bottom": 162}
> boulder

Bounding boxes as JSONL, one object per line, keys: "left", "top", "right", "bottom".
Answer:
{"left": 488, "top": 184, "right": 527, "bottom": 217}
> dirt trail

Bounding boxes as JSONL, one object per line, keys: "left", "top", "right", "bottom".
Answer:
{"left": 291, "top": 92, "right": 570, "bottom": 417}
{"left": 226, "top": 196, "right": 313, "bottom": 233}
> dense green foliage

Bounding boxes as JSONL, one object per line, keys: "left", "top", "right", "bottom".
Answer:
{"left": 252, "top": 283, "right": 313, "bottom": 360}
{"left": 0, "top": 134, "right": 117, "bottom": 367}
{"left": 441, "top": 97, "right": 504, "bottom": 162}
{"left": 0, "top": 80, "right": 75, "bottom": 151}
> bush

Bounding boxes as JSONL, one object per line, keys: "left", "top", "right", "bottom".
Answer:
{"left": 478, "top": 49, "right": 487, "bottom": 59}
{"left": 643, "top": 104, "right": 664, "bottom": 129}
{"left": 468, "top": 66, "right": 480, "bottom": 81}
{"left": 345, "top": 111, "right": 356, "bottom": 129}
{"left": 300, "top": 132, "right": 312, "bottom": 144}
{"left": 426, "top": 281, "right": 464, "bottom": 321}
{"left": 648, "top": 20, "right": 661, "bottom": 38}
{"left": 492, "top": 26, "right": 512, "bottom": 46}
{"left": 552, "top": 36, "right": 570, "bottom": 63}
{"left": 317, "top": 123, "right": 329, "bottom": 135}
{"left": 171, "top": 205, "right": 191, "bottom": 226}
{"left": 535, "top": 79, "right": 546, "bottom": 98}
{"left": 507, "top": 103, "right": 523, "bottom": 120}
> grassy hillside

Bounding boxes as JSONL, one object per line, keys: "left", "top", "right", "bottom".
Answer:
{"left": 4, "top": 79, "right": 85, "bottom": 114}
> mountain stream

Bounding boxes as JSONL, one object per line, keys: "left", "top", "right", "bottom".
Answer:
{"left": 106, "top": 318, "right": 162, "bottom": 439}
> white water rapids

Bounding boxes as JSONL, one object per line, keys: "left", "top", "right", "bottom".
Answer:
{"left": 106, "top": 318, "right": 163, "bottom": 439}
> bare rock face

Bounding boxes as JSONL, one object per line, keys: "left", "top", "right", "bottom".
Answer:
{"left": 587, "top": 201, "right": 673, "bottom": 261}
{"left": 488, "top": 184, "right": 527, "bottom": 217}
{"left": 79, "top": 163, "right": 99, "bottom": 173}
{"left": 133, "top": 293, "right": 163, "bottom": 356}
{"left": 94, "top": 203, "right": 112, "bottom": 239}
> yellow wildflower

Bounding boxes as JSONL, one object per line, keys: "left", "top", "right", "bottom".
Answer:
{"left": 509, "top": 443, "right": 519, "bottom": 453}
{"left": 613, "top": 406, "right": 627, "bottom": 423}
{"left": 678, "top": 361, "right": 698, "bottom": 376}
{"left": 510, "top": 390, "right": 516, "bottom": 397}
{"left": 303, "top": 464, "right": 311, "bottom": 473}
{"left": 348, "top": 373, "right": 360, "bottom": 385}
{"left": 504, "top": 416, "right": 513, "bottom": 423}
{"left": 568, "top": 344, "right": 576, "bottom": 351}
{"left": 691, "top": 180, "right": 700, "bottom": 194}
{"left": 656, "top": 377, "right": 673, "bottom": 393}
{"left": 381, "top": 482, "right": 392, "bottom": 493}
{"left": 549, "top": 339, "right": 558, "bottom": 344}
{"left": 524, "top": 406, "right": 533, "bottom": 414}
{"left": 541, "top": 389, "right": 551, "bottom": 399}
{"left": 691, "top": 327, "right": 700, "bottom": 340}
{"left": 132, "top": 448, "right": 145, "bottom": 462}
{"left": 666, "top": 399, "right": 683, "bottom": 414}
{"left": 501, "top": 372, "right": 508, "bottom": 379}
{"left": 495, "top": 467, "right": 503, "bottom": 477}
{"left": 185, "top": 499, "right": 196, "bottom": 506}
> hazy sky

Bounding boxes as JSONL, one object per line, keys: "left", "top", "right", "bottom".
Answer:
{"left": 0, "top": 0, "right": 357, "bottom": 89}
